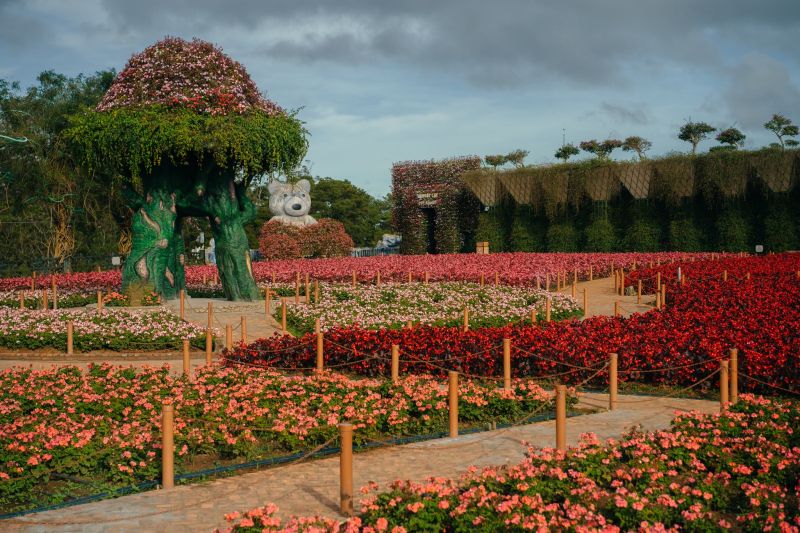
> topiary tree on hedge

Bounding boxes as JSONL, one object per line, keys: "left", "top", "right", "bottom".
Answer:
{"left": 66, "top": 38, "right": 307, "bottom": 302}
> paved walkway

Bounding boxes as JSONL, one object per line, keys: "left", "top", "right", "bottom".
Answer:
{"left": 558, "top": 275, "right": 654, "bottom": 318}
{"left": 4, "top": 392, "right": 717, "bottom": 532}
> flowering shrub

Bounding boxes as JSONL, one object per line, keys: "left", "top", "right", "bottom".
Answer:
{"left": 230, "top": 253, "right": 800, "bottom": 393}
{"left": 0, "top": 308, "right": 209, "bottom": 352}
{"left": 0, "top": 365, "right": 565, "bottom": 513}
{"left": 97, "top": 37, "right": 283, "bottom": 116}
{"left": 221, "top": 395, "right": 800, "bottom": 531}
{"left": 258, "top": 219, "right": 354, "bottom": 260}
{"left": 277, "top": 282, "right": 580, "bottom": 334}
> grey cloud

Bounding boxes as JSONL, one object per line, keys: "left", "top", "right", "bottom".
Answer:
{"left": 724, "top": 54, "right": 800, "bottom": 130}
{"left": 0, "top": 1, "right": 46, "bottom": 49}
{"left": 600, "top": 102, "right": 650, "bottom": 126}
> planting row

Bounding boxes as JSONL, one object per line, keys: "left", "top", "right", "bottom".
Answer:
{"left": 0, "top": 252, "right": 716, "bottom": 295}
{"left": 275, "top": 282, "right": 581, "bottom": 335}
{"left": 0, "top": 308, "right": 208, "bottom": 352}
{"left": 0, "top": 364, "right": 569, "bottom": 514}
{"left": 221, "top": 395, "right": 800, "bottom": 531}
{"left": 229, "top": 253, "right": 800, "bottom": 393}
{"left": 0, "top": 289, "right": 161, "bottom": 309}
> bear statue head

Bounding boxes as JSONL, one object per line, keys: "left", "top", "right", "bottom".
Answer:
{"left": 267, "top": 179, "right": 317, "bottom": 226}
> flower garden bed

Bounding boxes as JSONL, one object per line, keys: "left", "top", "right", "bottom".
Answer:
{"left": 0, "top": 308, "right": 208, "bottom": 352}
{"left": 228, "top": 253, "right": 800, "bottom": 394}
{"left": 0, "top": 364, "right": 570, "bottom": 514}
{"left": 274, "top": 282, "right": 581, "bottom": 335}
{"left": 221, "top": 394, "right": 800, "bottom": 531}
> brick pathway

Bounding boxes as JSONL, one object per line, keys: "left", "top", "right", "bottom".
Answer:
{"left": 3, "top": 392, "right": 718, "bottom": 533}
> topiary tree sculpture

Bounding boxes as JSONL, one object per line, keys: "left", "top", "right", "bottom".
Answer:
{"left": 66, "top": 38, "right": 307, "bottom": 302}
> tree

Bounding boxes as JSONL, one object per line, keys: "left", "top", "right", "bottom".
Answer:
{"left": 579, "top": 139, "right": 623, "bottom": 160}
{"left": 66, "top": 38, "right": 307, "bottom": 302}
{"left": 678, "top": 121, "right": 715, "bottom": 154}
{"left": 621, "top": 136, "right": 652, "bottom": 160}
{"left": 713, "top": 127, "right": 746, "bottom": 150}
{"left": 484, "top": 154, "right": 507, "bottom": 169}
{"left": 554, "top": 143, "right": 579, "bottom": 162}
{"left": 764, "top": 114, "right": 799, "bottom": 149}
{"left": 505, "top": 149, "right": 529, "bottom": 168}
{"left": 307, "top": 177, "right": 388, "bottom": 247}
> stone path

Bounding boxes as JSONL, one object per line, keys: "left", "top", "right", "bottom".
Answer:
{"left": 558, "top": 274, "right": 654, "bottom": 318}
{"left": 3, "top": 392, "right": 718, "bottom": 533}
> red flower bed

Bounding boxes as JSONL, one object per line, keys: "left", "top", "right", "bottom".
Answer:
{"left": 227, "top": 253, "right": 800, "bottom": 394}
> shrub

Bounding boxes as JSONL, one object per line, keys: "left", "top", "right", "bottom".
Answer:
{"left": 258, "top": 221, "right": 303, "bottom": 260}
{"left": 546, "top": 223, "right": 579, "bottom": 252}
{"left": 668, "top": 218, "right": 703, "bottom": 251}
{"left": 584, "top": 218, "right": 616, "bottom": 251}
{"left": 509, "top": 217, "right": 537, "bottom": 251}
{"left": 474, "top": 211, "right": 505, "bottom": 251}
{"left": 716, "top": 210, "right": 750, "bottom": 251}
{"left": 623, "top": 220, "right": 661, "bottom": 251}
{"left": 258, "top": 219, "right": 353, "bottom": 259}
{"left": 763, "top": 208, "right": 797, "bottom": 252}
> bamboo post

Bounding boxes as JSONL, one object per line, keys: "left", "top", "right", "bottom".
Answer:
{"left": 583, "top": 289, "right": 588, "bottom": 315}
{"left": 463, "top": 308, "right": 469, "bottom": 331}
{"left": 503, "top": 338, "right": 511, "bottom": 391}
{"left": 391, "top": 344, "right": 399, "bottom": 383}
{"left": 316, "top": 331, "right": 324, "bottom": 373}
{"left": 661, "top": 284, "right": 666, "bottom": 309}
{"left": 240, "top": 316, "right": 247, "bottom": 342}
{"left": 448, "top": 371, "right": 459, "bottom": 438}
{"left": 97, "top": 290, "right": 103, "bottom": 310}
{"left": 729, "top": 348, "right": 738, "bottom": 404}
{"left": 179, "top": 289, "right": 185, "bottom": 320}
{"left": 637, "top": 280, "right": 642, "bottom": 304}
{"left": 205, "top": 328, "right": 213, "bottom": 365}
{"left": 281, "top": 300, "right": 287, "bottom": 334}
{"left": 720, "top": 359, "right": 729, "bottom": 411}
{"left": 545, "top": 297, "right": 551, "bottom": 323}
{"left": 555, "top": 384, "right": 567, "bottom": 451}
{"left": 208, "top": 302, "right": 214, "bottom": 329}
{"left": 225, "top": 324, "right": 232, "bottom": 350}
{"left": 339, "top": 423, "right": 354, "bottom": 516}
{"left": 66, "top": 321, "right": 74, "bottom": 355}
{"left": 161, "top": 402, "right": 174, "bottom": 489}
{"left": 609, "top": 353, "right": 618, "bottom": 410}
{"left": 314, "top": 280, "right": 319, "bottom": 304}
{"left": 614, "top": 301, "right": 620, "bottom": 317}
{"left": 19, "top": 291, "right": 25, "bottom": 309}
{"left": 182, "top": 339, "right": 190, "bottom": 379}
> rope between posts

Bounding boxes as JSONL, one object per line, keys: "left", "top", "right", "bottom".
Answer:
{"left": 737, "top": 372, "right": 800, "bottom": 397}
{"left": 512, "top": 346, "right": 606, "bottom": 371}
{"left": 617, "top": 357, "right": 715, "bottom": 374}
{"left": 612, "top": 368, "right": 720, "bottom": 404}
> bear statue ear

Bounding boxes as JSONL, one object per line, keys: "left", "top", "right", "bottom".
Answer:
{"left": 295, "top": 179, "right": 311, "bottom": 194}
{"left": 268, "top": 180, "right": 283, "bottom": 195}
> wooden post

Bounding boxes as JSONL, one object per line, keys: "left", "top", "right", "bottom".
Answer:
{"left": 503, "top": 338, "right": 511, "bottom": 391}
{"left": 463, "top": 308, "right": 469, "bottom": 331}
{"left": 66, "top": 321, "right": 74, "bottom": 355}
{"left": 656, "top": 290, "right": 661, "bottom": 310}
{"left": 609, "top": 353, "right": 618, "bottom": 410}
{"left": 391, "top": 344, "right": 399, "bottom": 383}
{"left": 352, "top": 271, "right": 357, "bottom": 288}
{"left": 271, "top": 271, "right": 276, "bottom": 284}
{"left": 31, "top": 272, "right": 36, "bottom": 291}
{"left": 424, "top": 271, "right": 429, "bottom": 285}
{"left": 545, "top": 297, "right": 552, "bottom": 323}
{"left": 182, "top": 339, "right": 190, "bottom": 378}
{"left": 536, "top": 277, "right": 541, "bottom": 290}
{"left": 240, "top": 316, "right": 247, "bottom": 342}
{"left": 281, "top": 300, "right": 287, "bottom": 334}
{"left": 205, "top": 328, "right": 213, "bottom": 365}
{"left": 530, "top": 308, "right": 536, "bottom": 324}
{"left": 161, "top": 403, "right": 174, "bottom": 489}
{"left": 613, "top": 269, "right": 618, "bottom": 292}
{"left": 614, "top": 301, "right": 620, "bottom": 317}
{"left": 376, "top": 271, "right": 381, "bottom": 286}
{"left": 555, "top": 384, "right": 567, "bottom": 451}
{"left": 448, "top": 371, "right": 459, "bottom": 438}
{"left": 571, "top": 281, "right": 577, "bottom": 299}
{"left": 208, "top": 302, "right": 214, "bottom": 329}
{"left": 42, "top": 289, "right": 48, "bottom": 310}
{"left": 19, "top": 291, "right": 25, "bottom": 309}
{"left": 305, "top": 279, "right": 311, "bottom": 304}
{"left": 494, "top": 272, "right": 499, "bottom": 286}
{"left": 661, "top": 284, "right": 666, "bottom": 309}
{"left": 583, "top": 289, "right": 588, "bottom": 315}
{"left": 619, "top": 269, "right": 625, "bottom": 296}
{"left": 52, "top": 280, "right": 57, "bottom": 310}
{"left": 316, "top": 331, "right": 324, "bottom": 373}
{"left": 179, "top": 290, "right": 185, "bottom": 320}
{"left": 339, "top": 423, "right": 353, "bottom": 516}
{"left": 723, "top": 270, "right": 728, "bottom": 281}
{"left": 225, "top": 324, "right": 232, "bottom": 350}
{"left": 97, "top": 290, "right": 103, "bottom": 310}
{"left": 480, "top": 273, "right": 484, "bottom": 287}
{"left": 746, "top": 272, "right": 751, "bottom": 281}
{"left": 314, "top": 280, "right": 319, "bottom": 304}
{"left": 720, "top": 359, "right": 729, "bottom": 411}
{"left": 589, "top": 265, "right": 593, "bottom": 281}
{"left": 656, "top": 272, "right": 661, "bottom": 292}
{"left": 729, "top": 348, "right": 738, "bottom": 404}
{"left": 637, "top": 280, "right": 642, "bottom": 304}
{"left": 408, "top": 271, "right": 412, "bottom": 283}
{"left": 573, "top": 268, "right": 577, "bottom": 285}
{"left": 295, "top": 273, "right": 300, "bottom": 304}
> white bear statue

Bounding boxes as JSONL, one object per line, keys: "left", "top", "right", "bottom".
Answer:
{"left": 268, "top": 179, "right": 317, "bottom": 226}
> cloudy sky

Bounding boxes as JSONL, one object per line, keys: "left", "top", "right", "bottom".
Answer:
{"left": 1, "top": 0, "right": 799, "bottom": 197}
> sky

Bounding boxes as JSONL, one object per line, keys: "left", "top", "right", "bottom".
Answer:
{"left": 1, "top": 0, "right": 799, "bottom": 197}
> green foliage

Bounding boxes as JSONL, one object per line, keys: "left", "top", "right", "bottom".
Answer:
{"left": 764, "top": 114, "right": 799, "bottom": 149}
{"left": 483, "top": 154, "right": 507, "bottom": 169}
{"left": 678, "top": 121, "right": 715, "bottom": 154}
{"left": 546, "top": 222, "right": 579, "bottom": 252}
{"left": 579, "top": 139, "right": 623, "bottom": 160}
{"left": 623, "top": 219, "right": 661, "bottom": 251}
{"left": 763, "top": 207, "right": 797, "bottom": 252}
{"left": 554, "top": 143, "right": 580, "bottom": 162}
{"left": 715, "top": 127, "right": 745, "bottom": 148}
{"left": 475, "top": 211, "right": 505, "bottom": 251}
{"left": 504, "top": 149, "right": 529, "bottom": 168}
{"left": 715, "top": 209, "right": 750, "bottom": 251}
{"left": 509, "top": 216, "right": 537, "bottom": 251}
{"left": 65, "top": 106, "right": 307, "bottom": 182}
{"left": 584, "top": 217, "right": 616, "bottom": 251}
{"left": 308, "top": 177, "right": 390, "bottom": 247}
{"left": 668, "top": 218, "right": 703, "bottom": 251}
{"left": 622, "top": 136, "right": 652, "bottom": 160}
